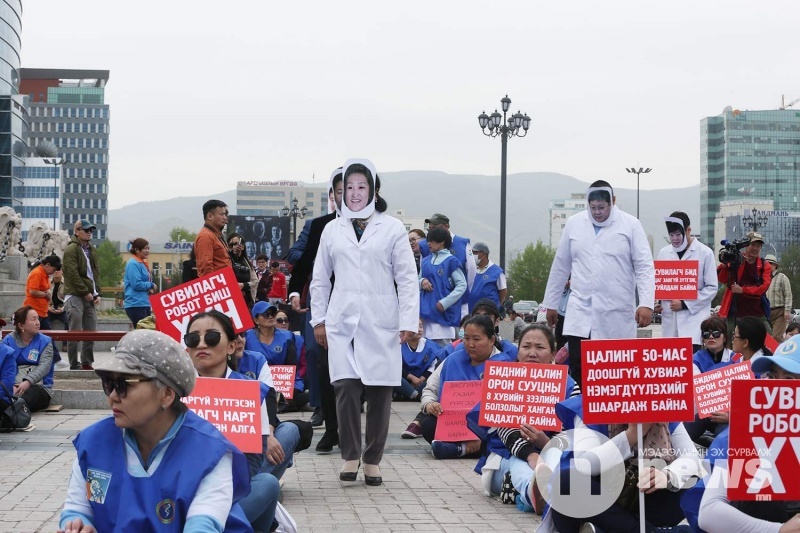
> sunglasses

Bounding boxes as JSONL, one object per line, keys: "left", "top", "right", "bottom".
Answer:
{"left": 100, "top": 375, "right": 154, "bottom": 398}
{"left": 701, "top": 330, "right": 723, "bottom": 340}
{"left": 276, "top": 318, "right": 288, "bottom": 324}
{"left": 184, "top": 330, "right": 222, "bottom": 348}
{"left": 257, "top": 311, "right": 277, "bottom": 319}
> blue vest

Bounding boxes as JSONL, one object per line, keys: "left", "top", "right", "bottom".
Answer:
{"left": 74, "top": 411, "right": 252, "bottom": 533}
{"left": 468, "top": 264, "right": 503, "bottom": 312}
{"left": 3, "top": 333, "right": 54, "bottom": 388}
{"left": 238, "top": 350, "right": 268, "bottom": 381}
{"left": 438, "top": 349, "right": 510, "bottom": 401}
{"left": 693, "top": 348, "right": 743, "bottom": 374}
{"left": 401, "top": 338, "right": 439, "bottom": 377}
{"left": 420, "top": 254, "right": 462, "bottom": 328}
{"left": 436, "top": 341, "right": 460, "bottom": 362}
{"left": 451, "top": 235, "right": 471, "bottom": 305}
{"left": 244, "top": 328, "right": 293, "bottom": 365}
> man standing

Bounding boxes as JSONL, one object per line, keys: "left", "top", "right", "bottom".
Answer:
{"left": 544, "top": 181, "right": 655, "bottom": 387}
{"left": 194, "top": 199, "right": 230, "bottom": 277}
{"left": 419, "top": 213, "right": 476, "bottom": 318}
{"left": 468, "top": 242, "right": 507, "bottom": 313}
{"left": 765, "top": 253, "right": 792, "bottom": 342}
{"left": 655, "top": 212, "right": 718, "bottom": 353}
{"left": 267, "top": 262, "right": 286, "bottom": 304}
{"left": 717, "top": 231, "right": 772, "bottom": 344}
{"left": 23, "top": 255, "right": 62, "bottom": 330}
{"left": 63, "top": 220, "right": 101, "bottom": 370}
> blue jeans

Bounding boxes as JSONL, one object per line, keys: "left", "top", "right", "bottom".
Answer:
{"left": 261, "top": 422, "right": 301, "bottom": 479}
{"left": 238, "top": 473, "right": 280, "bottom": 532}
{"left": 393, "top": 377, "right": 425, "bottom": 399}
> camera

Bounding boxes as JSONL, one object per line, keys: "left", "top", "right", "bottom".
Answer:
{"left": 718, "top": 236, "right": 751, "bottom": 265}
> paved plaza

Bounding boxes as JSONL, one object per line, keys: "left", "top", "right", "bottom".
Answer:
{"left": 0, "top": 401, "right": 541, "bottom": 533}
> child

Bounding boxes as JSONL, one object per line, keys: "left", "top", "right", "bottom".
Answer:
{"left": 419, "top": 227, "right": 467, "bottom": 346}
{"left": 395, "top": 320, "right": 439, "bottom": 400}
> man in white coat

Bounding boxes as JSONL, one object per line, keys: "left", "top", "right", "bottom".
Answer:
{"left": 544, "top": 180, "right": 655, "bottom": 387}
{"left": 655, "top": 212, "right": 718, "bottom": 353}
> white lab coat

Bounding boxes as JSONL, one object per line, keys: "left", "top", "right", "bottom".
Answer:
{"left": 310, "top": 211, "right": 420, "bottom": 386}
{"left": 543, "top": 207, "right": 655, "bottom": 339}
{"left": 656, "top": 238, "right": 718, "bottom": 346}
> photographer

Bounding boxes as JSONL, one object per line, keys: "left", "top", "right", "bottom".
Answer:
{"left": 716, "top": 231, "right": 772, "bottom": 347}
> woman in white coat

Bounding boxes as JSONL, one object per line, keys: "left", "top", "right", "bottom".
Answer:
{"left": 310, "top": 159, "right": 419, "bottom": 486}
{"left": 655, "top": 212, "right": 718, "bottom": 352}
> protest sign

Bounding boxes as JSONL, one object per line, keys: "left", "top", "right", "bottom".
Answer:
{"left": 764, "top": 333, "right": 779, "bottom": 354}
{"left": 479, "top": 361, "right": 567, "bottom": 430}
{"left": 654, "top": 260, "right": 699, "bottom": 300}
{"left": 270, "top": 365, "right": 297, "bottom": 400}
{"left": 728, "top": 380, "right": 800, "bottom": 501}
{"left": 433, "top": 380, "right": 483, "bottom": 442}
{"left": 581, "top": 337, "right": 694, "bottom": 424}
{"left": 150, "top": 266, "right": 254, "bottom": 343}
{"left": 183, "top": 377, "right": 262, "bottom": 453}
{"left": 693, "top": 361, "right": 754, "bottom": 418}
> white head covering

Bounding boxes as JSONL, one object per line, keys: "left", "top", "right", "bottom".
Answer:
{"left": 586, "top": 186, "right": 615, "bottom": 227}
{"left": 341, "top": 158, "right": 377, "bottom": 220}
{"left": 664, "top": 216, "right": 688, "bottom": 253}
{"left": 327, "top": 167, "right": 343, "bottom": 215}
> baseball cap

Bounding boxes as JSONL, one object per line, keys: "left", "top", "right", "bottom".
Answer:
{"left": 472, "top": 242, "right": 490, "bottom": 254}
{"left": 747, "top": 231, "right": 764, "bottom": 244}
{"left": 76, "top": 219, "right": 97, "bottom": 232}
{"left": 93, "top": 330, "right": 196, "bottom": 397}
{"left": 252, "top": 301, "right": 278, "bottom": 318}
{"left": 751, "top": 338, "right": 800, "bottom": 376}
{"left": 425, "top": 213, "right": 450, "bottom": 225}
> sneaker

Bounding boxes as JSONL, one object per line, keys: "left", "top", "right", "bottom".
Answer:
{"left": 309, "top": 407, "right": 324, "bottom": 428}
{"left": 316, "top": 430, "right": 339, "bottom": 454}
{"left": 54, "top": 360, "right": 70, "bottom": 370}
{"left": 431, "top": 440, "right": 462, "bottom": 460}
{"left": 69, "top": 365, "right": 81, "bottom": 370}
{"left": 401, "top": 423, "right": 422, "bottom": 439}
{"left": 81, "top": 363, "right": 94, "bottom": 371}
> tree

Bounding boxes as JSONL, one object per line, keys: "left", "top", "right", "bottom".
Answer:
{"left": 169, "top": 226, "right": 197, "bottom": 242}
{"left": 506, "top": 241, "right": 557, "bottom": 302}
{"left": 95, "top": 240, "right": 126, "bottom": 290}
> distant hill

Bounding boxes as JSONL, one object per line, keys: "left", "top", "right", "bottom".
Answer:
{"left": 108, "top": 171, "right": 700, "bottom": 255}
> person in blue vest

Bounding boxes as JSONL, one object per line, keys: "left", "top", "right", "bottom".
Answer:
{"left": 395, "top": 319, "right": 439, "bottom": 401}
{"left": 0, "top": 332, "right": 16, "bottom": 415}
{"left": 274, "top": 309, "right": 309, "bottom": 412}
{"left": 419, "top": 226, "right": 467, "bottom": 346}
{"left": 419, "top": 212, "right": 476, "bottom": 318}
{"left": 536, "top": 395, "right": 702, "bottom": 533}
{"left": 245, "top": 302, "right": 307, "bottom": 411}
{"left": 3, "top": 306, "right": 55, "bottom": 412}
{"left": 468, "top": 324, "right": 579, "bottom": 515}
{"left": 468, "top": 242, "right": 507, "bottom": 314}
{"left": 58, "top": 329, "right": 257, "bottom": 533}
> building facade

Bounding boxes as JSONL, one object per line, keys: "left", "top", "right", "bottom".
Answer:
{"left": 700, "top": 107, "right": 800, "bottom": 241}
{"left": 20, "top": 69, "right": 110, "bottom": 239}
{"left": 548, "top": 193, "right": 586, "bottom": 248}
{"left": 0, "top": 0, "right": 23, "bottom": 209}
{"left": 16, "top": 158, "right": 61, "bottom": 240}
{"left": 236, "top": 180, "right": 328, "bottom": 219}
{"left": 714, "top": 199, "right": 800, "bottom": 261}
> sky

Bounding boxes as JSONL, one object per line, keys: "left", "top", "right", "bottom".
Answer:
{"left": 19, "top": 1, "right": 800, "bottom": 209}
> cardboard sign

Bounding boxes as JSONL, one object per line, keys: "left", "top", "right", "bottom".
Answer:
{"left": 183, "top": 377, "right": 262, "bottom": 453}
{"left": 479, "top": 361, "right": 567, "bottom": 430}
{"left": 581, "top": 337, "right": 694, "bottom": 424}
{"left": 694, "top": 361, "right": 754, "bottom": 418}
{"left": 433, "top": 380, "right": 483, "bottom": 442}
{"left": 150, "top": 266, "right": 254, "bottom": 343}
{"left": 654, "top": 260, "right": 699, "bottom": 300}
{"left": 728, "top": 380, "right": 800, "bottom": 501}
{"left": 270, "top": 365, "right": 297, "bottom": 400}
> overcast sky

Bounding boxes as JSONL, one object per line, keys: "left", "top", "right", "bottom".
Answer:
{"left": 20, "top": 1, "right": 800, "bottom": 209}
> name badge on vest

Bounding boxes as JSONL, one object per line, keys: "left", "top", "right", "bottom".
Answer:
{"left": 274, "top": 345, "right": 282, "bottom": 353}
{"left": 86, "top": 468, "right": 113, "bottom": 504}
{"left": 26, "top": 349, "right": 40, "bottom": 363}
{"left": 157, "top": 499, "right": 176, "bottom": 524}
{"left": 483, "top": 274, "right": 489, "bottom": 280}
{"left": 437, "top": 268, "right": 444, "bottom": 276}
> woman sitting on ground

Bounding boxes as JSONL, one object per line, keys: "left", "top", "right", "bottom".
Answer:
{"left": 2, "top": 306, "right": 56, "bottom": 412}
{"left": 395, "top": 319, "right": 438, "bottom": 401}
{"left": 733, "top": 315, "right": 772, "bottom": 366}
{"left": 274, "top": 309, "right": 310, "bottom": 412}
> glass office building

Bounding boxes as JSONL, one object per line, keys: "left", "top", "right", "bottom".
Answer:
{"left": 0, "top": 0, "right": 23, "bottom": 208}
{"left": 700, "top": 108, "right": 800, "bottom": 241}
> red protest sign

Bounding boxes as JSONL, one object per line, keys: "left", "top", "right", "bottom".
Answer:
{"left": 150, "top": 267, "right": 254, "bottom": 342}
{"left": 728, "top": 380, "right": 800, "bottom": 501}
{"left": 581, "top": 337, "right": 694, "bottom": 425}
{"left": 694, "top": 361, "right": 754, "bottom": 418}
{"left": 479, "top": 361, "right": 567, "bottom": 431}
{"left": 433, "top": 380, "right": 483, "bottom": 442}
{"left": 270, "top": 365, "right": 297, "bottom": 400}
{"left": 183, "top": 377, "right": 262, "bottom": 453}
{"left": 654, "top": 260, "right": 699, "bottom": 300}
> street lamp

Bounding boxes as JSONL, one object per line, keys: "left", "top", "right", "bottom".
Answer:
{"left": 625, "top": 167, "right": 651, "bottom": 219}
{"left": 281, "top": 197, "right": 308, "bottom": 244}
{"left": 477, "top": 95, "right": 531, "bottom": 270}
{"left": 36, "top": 141, "right": 66, "bottom": 231}
{"left": 742, "top": 207, "right": 769, "bottom": 233}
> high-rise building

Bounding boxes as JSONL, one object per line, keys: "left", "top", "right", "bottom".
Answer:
{"left": 20, "top": 69, "right": 110, "bottom": 239}
{"left": 548, "top": 193, "right": 586, "bottom": 248}
{"left": 700, "top": 107, "right": 800, "bottom": 241}
{"left": 16, "top": 158, "right": 61, "bottom": 241}
{"left": 0, "top": 0, "right": 24, "bottom": 209}
{"left": 236, "top": 180, "right": 328, "bottom": 219}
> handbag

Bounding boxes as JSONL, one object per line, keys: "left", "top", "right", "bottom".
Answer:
{"left": 614, "top": 463, "right": 640, "bottom": 513}
{"left": 1, "top": 383, "right": 32, "bottom": 432}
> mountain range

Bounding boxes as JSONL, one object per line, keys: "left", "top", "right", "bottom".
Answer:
{"left": 108, "top": 171, "right": 701, "bottom": 257}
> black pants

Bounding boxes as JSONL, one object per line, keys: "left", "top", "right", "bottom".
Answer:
{"left": 20, "top": 384, "right": 51, "bottom": 412}
{"left": 317, "top": 347, "right": 338, "bottom": 432}
{"left": 566, "top": 335, "right": 589, "bottom": 388}
{"left": 420, "top": 413, "right": 438, "bottom": 444}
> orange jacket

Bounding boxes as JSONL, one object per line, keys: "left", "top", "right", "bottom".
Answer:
{"left": 194, "top": 225, "right": 231, "bottom": 277}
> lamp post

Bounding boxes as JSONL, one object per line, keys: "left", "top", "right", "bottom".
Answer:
{"left": 742, "top": 207, "right": 769, "bottom": 233}
{"left": 625, "top": 167, "right": 651, "bottom": 219}
{"left": 281, "top": 197, "right": 308, "bottom": 244}
{"left": 42, "top": 158, "right": 67, "bottom": 230}
{"left": 478, "top": 95, "right": 531, "bottom": 270}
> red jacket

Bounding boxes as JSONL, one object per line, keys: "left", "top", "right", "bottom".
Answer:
{"left": 267, "top": 271, "right": 287, "bottom": 300}
{"left": 716, "top": 257, "right": 771, "bottom": 318}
